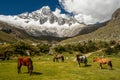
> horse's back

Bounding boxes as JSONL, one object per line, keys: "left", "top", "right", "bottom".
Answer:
{"left": 100, "top": 58, "right": 111, "bottom": 63}
{"left": 94, "top": 57, "right": 111, "bottom": 64}
{"left": 78, "top": 56, "right": 87, "bottom": 60}
{"left": 77, "top": 55, "right": 87, "bottom": 63}
{"left": 18, "top": 57, "right": 32, "bottom": 66}
{"left": 56, "top": 54, "right": 63, "bottom": 57}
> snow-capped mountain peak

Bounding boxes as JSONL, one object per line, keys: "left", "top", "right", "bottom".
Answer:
{"left": 0, "top": 6, "right": 86, "bottom": 37}
{"left": 18, "top": 6, "right": 78, "bottom": 26}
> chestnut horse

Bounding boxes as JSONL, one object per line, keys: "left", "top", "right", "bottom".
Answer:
{"left": 93, "top": 57, "right": 112, "bottom": 69}
{"left": 17, "top": 57, "right": 33, "bottom": 75}
{"left": 53, "top": 54, "right": 64, "bottom": 62}
{"left": 76, "top": 54, "right": 87, "bottom": 67}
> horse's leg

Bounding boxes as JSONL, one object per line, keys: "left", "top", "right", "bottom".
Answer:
{"left": 61, "top": 57, "right": 64, "bottom": 62}
{"left": 56, "top": 58, "right": 58, "bottom": 62}
{"left": 29, "top": 61, "right": 33, "bottom": 75}
{"left": 100, "top": 63, "right": 102, "bottom": 69}
{"left": 17, "top": 65, "right": 22, "bottom": 74}
{"left": 84, "top": 62, "right": 87, "bottom": 66}
{"left": 108, "top": 61, "right": 112, "bottom": 70}
{"left": 28, "top": 59, "right": 33, "bottom": 75}
{"left": 29, "top": 69, "right": 32, "bottom": 75}
{"left": 27, "top": 65, "right": 31, "bottom": 74}
{"left": 53, "top": 58, "right": 55, "bottom": 62}
{"left": 84, "top": 59, "right": 87, "bottom": 66}
{"left": 29, "top": 65, "right": 33, "bottom": 75}
{"left": 27, "top": 65, "right": 32, "bottom": 75}
{"left": 78, "top": 61, "right": 80, "bottom": 67}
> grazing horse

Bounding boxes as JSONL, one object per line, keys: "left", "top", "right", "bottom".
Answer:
{"left": 0, "top": 51, "right": 10, "bottom": 60}
{"left": 93, "top": 57, "right": 112, "bottom": 69}
{"left": 53, "top": 54, "right": 64, "bottom": 62}
{"left": 76, "top": 54, "right": 87, "bottom": 67}
{"left": 17, "top": 57, "right": 33, "bottom": 75}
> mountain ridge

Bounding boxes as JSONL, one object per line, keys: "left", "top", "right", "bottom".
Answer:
{"left": 60, "top": 8, "right": 120, "bottom": 44}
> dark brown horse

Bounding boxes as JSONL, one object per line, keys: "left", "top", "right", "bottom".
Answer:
{"left": 76, "top": 53, "right": 87, "bottom": 67}
{"left": 93, "top": 57, "right": 112, "bottom": 69}
{"left": 17, "top": 57, "right": 33, "bottom": 75}
{"left": 53, "top": 54, "right": 64, "bottom": 62}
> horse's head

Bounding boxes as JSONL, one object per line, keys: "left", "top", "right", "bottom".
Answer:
{"left": 76, "top": 53, "right": 82, "bottom": 58}
{"left": 93, "top": 57, "right": 99, "bottom": 62}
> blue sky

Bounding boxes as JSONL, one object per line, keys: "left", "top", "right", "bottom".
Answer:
{"left": 0, "top": 0, "right": 68, "bottom": 15}
{"left": 0, "top": 0, "right": 119, "bottom": 24}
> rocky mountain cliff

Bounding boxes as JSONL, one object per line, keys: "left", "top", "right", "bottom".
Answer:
{"left": 112, "top": 8, "right": 120, "bottom": 23}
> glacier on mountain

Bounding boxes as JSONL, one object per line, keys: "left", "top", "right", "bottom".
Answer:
{"left": 0, "top": 6, "right": 86, "bottom": 37}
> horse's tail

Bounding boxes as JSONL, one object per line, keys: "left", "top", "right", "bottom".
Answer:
{"left": 108, "top": 61, "right": 112, "bottom": 69}
{"left": 17, "top": 58, "right": 21, "bottom": 66}
{"left": 29, "top": 58, "right": 33, "bottom": 75}
{"left": 61, "top": 56, "right": 64, "bottom": 62}
{"left": 17, "top": 58, "right": 22, "bottom": 73}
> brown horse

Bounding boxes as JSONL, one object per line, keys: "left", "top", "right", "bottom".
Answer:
{"left": 76, "top": 53, "right": 87, "bottom": 67}
{"left": 17, "top": 57, "right": 33, "bottom": 75}
{"left": 93, "top": 57, "right": 112, "bottom": 69}
{"left": 53, "top": 54, "right": 64, "bottom": 62}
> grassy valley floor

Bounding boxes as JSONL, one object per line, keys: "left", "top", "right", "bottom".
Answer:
{"left": 0, "top": 54, "right": 120, "bottom": 80}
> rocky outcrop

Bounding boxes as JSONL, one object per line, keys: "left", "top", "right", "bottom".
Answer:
{"left": 112, "top": 8, "right": 120, "bottom": 21}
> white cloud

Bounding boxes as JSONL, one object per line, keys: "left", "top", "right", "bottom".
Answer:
{"left": 53, "top": 8, "right": 61, "bottom": 17}
{"left": 59, "top": 0, "right": 120, "bottom": 24}
{"left": 53, "top": 8, "right": 69, "bottom": 19}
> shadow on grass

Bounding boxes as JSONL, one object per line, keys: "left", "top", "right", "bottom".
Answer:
{"left": 79, "top": 64, "right": 92, "bottom": 67}
{"left": 101, "top": 68, "right": 114, "bottom": 70}
{"left": 85, "top": 64, "right": 92, "bottom": 67}
{"left": 32, "top": 72, "right": 43, "bottom": 75}
{"left": 23, "top": 72, "right": 42, "bottom": 75}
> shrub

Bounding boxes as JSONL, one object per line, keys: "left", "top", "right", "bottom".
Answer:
{"left": 54, "top": 45, "right": 65, "bottom": 53}
{"left": 37, "top": 43, "right": 51, "bottom": 54}
{"left": 104, "top": 46, "right": 118, "bottom": 55}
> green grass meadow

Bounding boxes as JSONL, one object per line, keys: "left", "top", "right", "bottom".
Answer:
{"left": 0, "top": 54, "right": 120, "bottom": 80}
